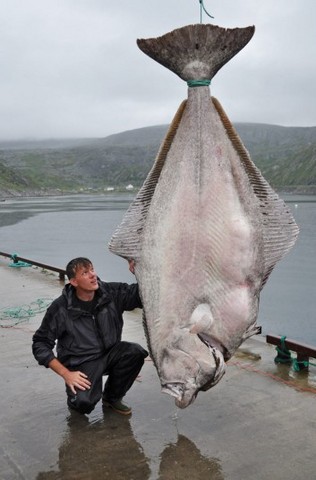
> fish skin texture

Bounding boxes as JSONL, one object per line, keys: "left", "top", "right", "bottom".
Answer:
{"left": 109, "top": 24, "right": 299, "bottom": 408}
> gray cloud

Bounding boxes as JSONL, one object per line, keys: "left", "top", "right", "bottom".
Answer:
{"left": 0, "top": 0, "right": 315, "bottom": 140}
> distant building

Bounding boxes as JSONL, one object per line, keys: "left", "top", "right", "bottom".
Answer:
{"left": 125, "top": 184, "right": 134, "bottom": 190}
{"left": 106, "top": 187, "right": 115, "bottom": 191}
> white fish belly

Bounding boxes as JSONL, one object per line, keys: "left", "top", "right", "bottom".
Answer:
{"left": 138, "top": 88, "right": 263, "bottom": 362}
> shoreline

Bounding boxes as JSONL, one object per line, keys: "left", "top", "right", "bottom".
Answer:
{"left": 2, "top": 186, "right": 316, "bottom": 199}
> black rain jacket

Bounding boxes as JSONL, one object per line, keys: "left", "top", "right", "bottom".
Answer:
{"left": 32, "top": 279, "right": 142, "bottom": 368}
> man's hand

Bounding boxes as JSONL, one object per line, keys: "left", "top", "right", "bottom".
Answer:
{"left": 128, "top": 259, "right": 136, "bottom": 274}
{"left": 48, "top": 358, "right": 91, "bottom": 394}
{"left": 62, "top": 370, "right": 91, "bottom": 395}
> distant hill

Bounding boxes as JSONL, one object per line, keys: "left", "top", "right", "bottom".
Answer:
{"left": 1, "top": 122, "right": 316, "bottom": 196}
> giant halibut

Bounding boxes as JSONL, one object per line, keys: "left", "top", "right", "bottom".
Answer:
{"left": 109, "top": 24, "right": 299, "bottom": 408}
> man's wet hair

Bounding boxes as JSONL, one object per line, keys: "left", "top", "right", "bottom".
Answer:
{"left": 66, "top": 257, "right": 93, "bottom": 280}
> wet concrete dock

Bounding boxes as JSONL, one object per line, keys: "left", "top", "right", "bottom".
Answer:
{"left": 1, "top": 257, "right": 316, "bottom": 480}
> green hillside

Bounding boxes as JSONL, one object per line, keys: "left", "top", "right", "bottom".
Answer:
{"left": 1, "top": 122, "right": 316, "bottom": 196}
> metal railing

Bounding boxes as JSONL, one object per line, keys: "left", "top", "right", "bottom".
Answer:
{"left": 266, "top": 334, "right": 316, "bottom": 371}
{"left": 0, "top": 251, "right": 66, "bottom": 280}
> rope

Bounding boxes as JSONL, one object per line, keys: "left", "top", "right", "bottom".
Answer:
{"left": 274, "top": 335, "right": 316, "bottom": 371}
{"left": 0, "top": 298, "right": 53, "bottom": 327}
{"left": 274, "top": 335, "right": 292, "bottom": 364}
{"left": 199, "top": 0, "right": 214, "bottom": 23}
{"left": 292, "top": 358, "right": 316, "bottom": 372}
{"left": 187, "top": 80, "right": 211, "bottom": 88}
{"left": 9, "top": 261, "right": 31, "bottom": 267}
{"left": 9, "top": 253, "right": 31, "bottom": 268}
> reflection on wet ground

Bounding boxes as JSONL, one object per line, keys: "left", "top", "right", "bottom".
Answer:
{"left": 158, "top": 435, "right": 223, "bottom": 480}
{"left": 34, "top": 412, "right": 225, "bottom": 480}
{"left": 36, "top": 411, "right": 151, "bottom": 480}
{"left": 35, "top": 412, "right": 224, "bottom": 480}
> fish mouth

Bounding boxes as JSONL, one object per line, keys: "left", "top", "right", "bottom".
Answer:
{"left": 199, "top": 345, "right": 226, "bottom": 392}
{"left": 161, "top": 383, "right": 187, "bottom": 401}
{"left": 198, "top": 333, "right": 229, "bottom": 360}
{"left": 161, "top": 382, "right": 198, "bottom": 409}
{"left": 161, "top": 346, "right": 226, "bottom": 409}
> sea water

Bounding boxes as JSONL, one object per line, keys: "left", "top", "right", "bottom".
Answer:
{"left": 0, "top": 193, "right": 315, "bottom": 344}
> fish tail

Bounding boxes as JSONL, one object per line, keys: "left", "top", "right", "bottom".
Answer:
{"left": 137, "top": 24, "right": 255, "bottom": 83}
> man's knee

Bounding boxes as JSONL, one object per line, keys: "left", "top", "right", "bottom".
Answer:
{"left": 67, "top": 395, "right": 95, "bottom": 414}
{"left": 124, "top": 342, "right": 148, "bottom": 362}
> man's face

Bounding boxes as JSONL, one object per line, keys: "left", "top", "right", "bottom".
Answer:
{"left": 69, "top": 263, "right": 99, "bottom": 292}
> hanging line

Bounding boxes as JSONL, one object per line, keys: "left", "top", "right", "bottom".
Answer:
{"left": 189, "top": 4, "right": 213, "bottom": 88}
{"left": 199, "top": 0, "right": 214, "bottom": 23}
{"left": 187, "top": 80, "right": 211, "bottom": 88}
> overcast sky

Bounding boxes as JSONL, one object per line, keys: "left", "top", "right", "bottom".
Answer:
{"left": 1, "top": 0, "right": 315, "bottom": 140}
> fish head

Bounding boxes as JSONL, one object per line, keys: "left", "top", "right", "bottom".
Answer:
{"left": 159, "top": 343, "right": 226, "bottom": 408}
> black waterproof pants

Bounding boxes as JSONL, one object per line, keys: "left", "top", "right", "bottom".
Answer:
{"left": 66, "top": 341, "right": 148, "bottom": 414}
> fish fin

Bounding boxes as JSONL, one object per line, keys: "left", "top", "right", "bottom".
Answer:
{"left": 242, "top": 323, "right": 262, "bottom": 341}
{"left": 108, "top": 100, "right": 186, "bottom": 260}
{"left": 137, "top": 24, "right": 254, "bottom": 82}
{"left": 212, "top": 96, "right": 299, "bottom": 287}
{"left": 189, "top": 303, "right": 213, "bottom": 334}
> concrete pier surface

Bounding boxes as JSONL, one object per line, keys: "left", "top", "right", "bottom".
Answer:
{"left": 1, "top": 257, "right": 316, "bottom": 480}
